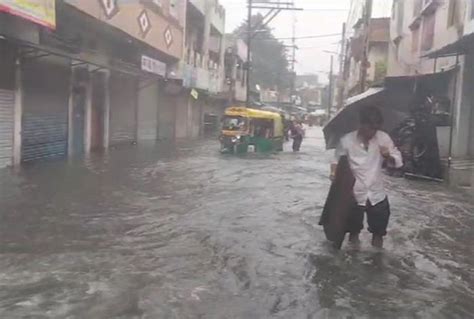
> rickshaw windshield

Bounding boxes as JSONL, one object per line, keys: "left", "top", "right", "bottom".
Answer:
{"left": 222, "top": 116, "right": 247, "bottom": 131}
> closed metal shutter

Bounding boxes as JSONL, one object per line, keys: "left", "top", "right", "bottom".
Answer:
{"left": 21, "top": 58, "right": 70, "bottom": 162}
{"left": 158, "top": 95, "right": 176, "bottom": 140}
{"left": 110, "top": 74, "right": 137, "bottom": 145}
{"left": 0, "top": 89, "right": 14, "bottom": 168}
{"left": 137, "top": 83, "right": 159, "bottom": 141}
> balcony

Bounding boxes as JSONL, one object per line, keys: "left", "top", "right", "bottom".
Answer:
{"left": 210, "top": 4, "right": 225, "bottom": 34}
{"left": 189, "top": 0, "right": 206, "bottom": 15}
{"left": 421, "top": 0, "right": 439, "bottom": 16}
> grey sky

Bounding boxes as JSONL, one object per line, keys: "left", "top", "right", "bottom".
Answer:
{"left": 219, "top": 0, "right": 392, "bottom": 82}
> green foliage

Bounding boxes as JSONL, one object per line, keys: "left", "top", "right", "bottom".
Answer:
{"left": 374, "top": 60, "right": 387, "bottom": 83}
{"left": 233, "top": 14, "right": 291, "bottom": 91}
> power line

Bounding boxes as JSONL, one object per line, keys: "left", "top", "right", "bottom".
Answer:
{"left": 255, "top": 33, "right": 342, "bottom": 41}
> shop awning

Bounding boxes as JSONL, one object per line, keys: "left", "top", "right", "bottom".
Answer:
{"left": 0, "top": 34, "right": 163, "bottom": 81}
{"left": 424, "top": 32, "right": 474, "bottom": 58}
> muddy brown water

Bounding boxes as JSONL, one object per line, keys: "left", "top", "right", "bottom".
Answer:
{"left": 0, "top": 128, "right": 473, "bottom": 318}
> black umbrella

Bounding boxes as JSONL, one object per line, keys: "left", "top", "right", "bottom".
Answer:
{"left": 323, "top": 88, "right": 410, "bottom": 149}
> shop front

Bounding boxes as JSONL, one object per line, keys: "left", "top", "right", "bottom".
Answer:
{"left": 21, "top": 56, "right": 70, "bottom": 162}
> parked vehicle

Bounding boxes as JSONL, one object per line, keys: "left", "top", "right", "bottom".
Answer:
{"left": 390, "top": 96, "right": 443, "bottom": 178}
{"left": 219, "top": 107, "right": 284, "bottom": 154}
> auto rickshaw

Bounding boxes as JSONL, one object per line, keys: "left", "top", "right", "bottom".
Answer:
{"left": 219, "top": 107, "right": 284, "bottom": 154}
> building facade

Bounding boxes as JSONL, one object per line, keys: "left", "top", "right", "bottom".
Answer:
{"left": 345, "top": 17, "right": 390, "bottom": 97}
{"left": 179, "top": 0, "right": 227, "bottom": 139}
{"left": 0, "top": 0, "right": 228, "bottom": 168}
{"left": 223, "top": 35, "right": 249, "bottom": 105}
{"left": 387, "top": 0, "right": 474, "bottom": 186}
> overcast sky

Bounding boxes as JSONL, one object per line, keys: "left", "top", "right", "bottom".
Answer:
{"left": 219, "top": 0, "right": 392, "bottom": 83}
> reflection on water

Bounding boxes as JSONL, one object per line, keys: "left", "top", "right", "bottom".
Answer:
{"left": 0, "top": 129, "right": 472, "bottom": 318}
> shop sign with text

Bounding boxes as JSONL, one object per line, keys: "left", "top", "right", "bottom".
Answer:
{"left": 141, "top": 55, "right": 166, "bottom": 77}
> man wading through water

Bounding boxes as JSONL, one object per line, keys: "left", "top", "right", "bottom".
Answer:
{"left": 331, "top": 106, "right": 403, "bottom": 248}
{"left": 291, "top": 120, "right": 305, "bottom": 152}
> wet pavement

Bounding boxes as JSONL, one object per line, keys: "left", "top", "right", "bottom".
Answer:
{"left": 0, "top": 127, "right": 473, "bottom": 319}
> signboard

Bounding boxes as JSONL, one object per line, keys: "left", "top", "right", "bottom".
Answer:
{"left": 141, "top": 55, "right": 166, "bottom": 77}
{"left": 190, "top": 89, "right": 199, "bottom": 100}
{"left": 0, "top": 0, "right": 56, "bottom": 29}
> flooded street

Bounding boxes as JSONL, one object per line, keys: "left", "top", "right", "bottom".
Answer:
{"left": 0, "top": 127, "right": 473, "bottom": 319}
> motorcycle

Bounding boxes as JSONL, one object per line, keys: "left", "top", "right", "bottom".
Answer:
{"left": 390, "top": 96, "right": 444, "bottom": 178}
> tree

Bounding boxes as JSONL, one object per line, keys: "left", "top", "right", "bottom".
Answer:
{"left": 233, "top": 14, "right": 292, "bottom": 92}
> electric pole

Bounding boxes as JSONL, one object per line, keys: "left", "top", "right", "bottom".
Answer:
{"left": 245, "top": 0, "right": 252, "bottom": 107}
{"left": 359, "top": 0, "right": 373, "bottom": 93}
{"left": 328, "top": 55, "right": 334, "bottom": 119}
{"left": 290, "top": 14, "right": 297, "bottom": 110}
{"left": 244, "top": 0, "right": 302, "bottom": 107}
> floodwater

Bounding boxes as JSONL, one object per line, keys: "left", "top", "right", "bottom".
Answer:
{"left": 0, "top": 128, "right": 473, "bottom": 319}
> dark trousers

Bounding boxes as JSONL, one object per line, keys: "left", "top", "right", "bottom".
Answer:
{"left": 292, "top": 136, "right": 303, "bottom": 151}
{"left": 347, "top": 197, "right": 391, "bottom": 236}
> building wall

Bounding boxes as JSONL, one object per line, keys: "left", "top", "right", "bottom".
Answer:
{"left": 65, "top": 0, "right": 184, "bottom": 60}
{"left": 388, "top": 0, "right": 462, "bottom": 77}
{"left": 465, "top": 1, "right": 474, "bottom": 34}
{"left": 367, "top": 43, "right": 388, "bottom": 82}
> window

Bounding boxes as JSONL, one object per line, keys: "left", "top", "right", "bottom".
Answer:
{"left": 396, "top": 0, "right": 405, "bottom": 36}
{"left": 421, "top": 13, "right": 435, "bottom": 51}
{"left": 448, "top": 0, "right": 457, "bottom": 27}
{"left": 392, "top": 1, "right": 396, "bottom": 19}
{"left": 170, "top": 0, "right": 179, "bottom": 19}
{"left": 141, "top": 0, "right": 162, "bottom": 13}
{"left": 222, "top": 116, "right": 247, "bottom": 131}
{"left": 414, "top": 0, "right": 423, "bottom": 17}
{"left": 471, "top": 0, "right": 474, "bottom": 19}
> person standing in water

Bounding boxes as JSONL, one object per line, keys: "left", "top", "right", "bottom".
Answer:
{"left": 331, "top": 106, "right": 403, "bottom": 248}
{"left": 291, "top": 120, "right": 305, "bottom": 152}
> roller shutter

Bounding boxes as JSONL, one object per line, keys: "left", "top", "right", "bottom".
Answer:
{"left": 110, "top": 74, "right": 137, "bottom": 145}
{"left": 0, "top": 89, "right": 14, "bottom": 167}
{"left": 21, "top": 58, "right": 70, "bottom": 162}
{"left": 137, "top": 82, "right": 159, "bottom": 141}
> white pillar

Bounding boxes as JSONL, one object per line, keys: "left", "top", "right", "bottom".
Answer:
{"left": 103, "top": 70, "right": 111, "bottom": 149}
{"left": 67, "top": 67, "right": 75, "bottom": 158}
{"left": 453, "top": 57, "right": 470, "bottom": 158}
{"left": 84, "top": 72, "right": 92, "bottom": 154}
{"left": 12, "top": 58, "right": 22, "bottom": 166}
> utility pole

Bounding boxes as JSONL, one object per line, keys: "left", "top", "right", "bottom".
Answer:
{"left": 327, "top": 55, "right": 334, "bottom": 119}
{"left": 359, "top": 0, "right": 373, "bottom": 93}
{"left": 245, "top": 0, "right": 252, "bottom": 107}
{"left": 291, "top": 14, "right": 297, "bottom": 109}
{"left": 244, "top": 0, "right": 302, "bottom": 107}
{"left": 337, "top": 22, "right": 346, "bottom": 109}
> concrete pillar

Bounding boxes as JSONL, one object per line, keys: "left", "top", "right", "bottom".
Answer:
{"left": 103, "top": 70, "right": 111, "bottom": 149}
{"left": 67, "top": 67, "right": 75, "bottom": 158}
{"left": 12, "top": 58, "right": 22, "bottom": 166}
{"left": 452, "top": 56, "right": 471, "bottom": 158}
{"left": 84, "top": 72, "right": 92, "bottom": 154}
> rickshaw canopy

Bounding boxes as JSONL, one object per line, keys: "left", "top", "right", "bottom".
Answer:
{"left": 225, "top": 107, "right": 282, "bottom": 121}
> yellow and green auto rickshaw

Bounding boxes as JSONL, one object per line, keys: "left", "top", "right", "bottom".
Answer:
{"left": 219, "top": 106, "right": 284, "bottom": 154}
